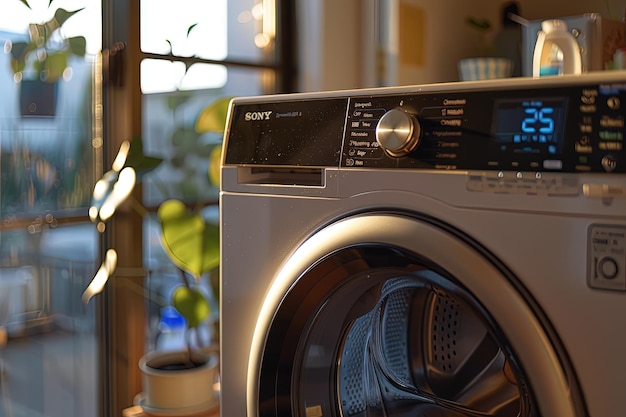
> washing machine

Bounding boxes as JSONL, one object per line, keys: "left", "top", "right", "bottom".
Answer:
{"left": 220, "top": 72, "right": 626, "bottom": 417}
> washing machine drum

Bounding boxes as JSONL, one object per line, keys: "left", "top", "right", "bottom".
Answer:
{"left": 249, "top": 214, "right": 584, "bottom": 417}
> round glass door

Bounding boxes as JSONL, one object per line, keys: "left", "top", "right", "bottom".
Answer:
{"left": 250, "top": 213, "right": 584, "bottom": 417}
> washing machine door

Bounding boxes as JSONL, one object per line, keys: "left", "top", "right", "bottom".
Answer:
{"left": 247, "top": 213, "right": 584, "bottom": 417}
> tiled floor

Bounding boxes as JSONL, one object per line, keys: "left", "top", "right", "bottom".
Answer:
{"left": 0, "top": 330, "right": 97, "bottom": 417}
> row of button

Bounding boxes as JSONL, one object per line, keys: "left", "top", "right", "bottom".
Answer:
{"left": 466, "top": 172, "right": 579, "bottom": 195}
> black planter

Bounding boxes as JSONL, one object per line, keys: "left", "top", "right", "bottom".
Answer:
{"left": 19, "top": 79, "right": 59, "bottom": 118}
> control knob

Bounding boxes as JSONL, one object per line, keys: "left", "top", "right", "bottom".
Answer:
{"left": 375, "top": 108, "right": 421, "bottom": 157}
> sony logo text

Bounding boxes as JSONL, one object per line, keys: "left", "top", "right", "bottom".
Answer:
{"left": 244, "top": 111, "right": 273, "bottom": 121}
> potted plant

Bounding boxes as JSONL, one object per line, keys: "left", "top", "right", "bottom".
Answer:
{"left": 458, "top": 2, "right": 521, "bottom": 80}
{"left": 6, "top": 0, "right": 87, "bottom": 116}
{"left": 82, "top": 96, "right": 230, "bottom": 414}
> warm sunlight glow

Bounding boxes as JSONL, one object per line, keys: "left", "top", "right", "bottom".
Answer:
{"left": 82, "top": 249, "right": 118, "bottom": 304}
{"left": 88, "top": 206, "right": 98, "bottom": 221}
{"left": 91, "top": 175, "right": 111, "bottom": 200}
{"left": 112, "top": 140, "right": 131, "bottom": 172}
{"left": 99, "top": 167, "right": 136, "bottom": 221}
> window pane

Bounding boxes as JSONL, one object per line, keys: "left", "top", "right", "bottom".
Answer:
{"left": 142, "top": 66, "right": 273, "bottom": 207}
{"left": 0, "top": 223, "right": 98, "bottom": 417}
{"left": 141, "top": 60, "right": 227, "bottom": 94}
{"left": 0, "top": 0, "right": 101, "bottom": 220}
{"left": 140, "top": 0, "right": 227, "bottom": 59}
{"left": 0, "top": 1, "right": 100, "bottom": 417}
{"left": 0, "top": 117, "right": 96, "bottom": 218}
{"left": 140, "top": 0, "right": 275, "bottom": 62}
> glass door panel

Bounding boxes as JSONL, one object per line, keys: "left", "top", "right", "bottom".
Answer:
{"left": 0, "top": 1, "right": 101, "bottom": 416}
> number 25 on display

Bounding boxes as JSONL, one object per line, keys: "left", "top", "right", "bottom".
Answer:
{"left": 522, "top": 107, "right": 555, "bottom": 134}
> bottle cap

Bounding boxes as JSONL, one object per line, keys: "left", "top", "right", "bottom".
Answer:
{"left": 160, "top": 306, "right": 187, "bottom": 330}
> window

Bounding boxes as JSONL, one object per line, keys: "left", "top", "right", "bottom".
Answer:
{"left": 0, "top": 0, "right": 293, "bottom": 415}
{"left": 102, "top": 1, "right": 293, "bottom": 415}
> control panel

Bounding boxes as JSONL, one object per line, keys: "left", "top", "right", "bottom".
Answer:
{"left": 344, "top": 83, "right": 626, "bottom": 173}
{"left": 224, "top": 77, "right": 626, "bottom": 174}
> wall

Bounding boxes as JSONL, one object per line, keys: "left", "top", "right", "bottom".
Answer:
{"left": 521, "top": 0, "right": 625, "bottom": 20}
{"left": 297, "top": 0, "right": 626, "bottom": 91}
{"left": 381, "top": 0, "right": 499, "bottom": 85}
{"left": 296, "top": 0, "right": 365, "bottom": 91}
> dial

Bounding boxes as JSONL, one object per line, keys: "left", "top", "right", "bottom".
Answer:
{"left": 375, "top": 108, "right": 421, "bottom": 157}
{"left": 602, "top": 155, "right": 618, "bottom": 172}
{"left": 598, "top": 256, "right": 619, "bottom": 280}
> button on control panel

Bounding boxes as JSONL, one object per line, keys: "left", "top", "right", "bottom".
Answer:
{"left": 588, "top": 224, "right": 626, "bottom": 291}
{"left": 466, "top": 171, "right": 580, "bottom": 195}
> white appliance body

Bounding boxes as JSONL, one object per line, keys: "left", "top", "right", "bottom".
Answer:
{"left": 220, "top": 73, "right": 626, "bottom": 417}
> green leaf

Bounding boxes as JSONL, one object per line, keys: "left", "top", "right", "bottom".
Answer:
{"left": 158, "top": 200, "right": 220, "bottom": 277}
{"left": 195, "top": 97, "right": 232, "bottom": 133}
{"left": 20, "top": 0, "right": 31, "bottom": 9}
{"left": 466, "top": 17, "right": 491, "bottom": 31}
{"left": 172, "top": 286, "right": 210, "bottom": 328}
{"left": 190, "top": 140, "right": 218, "bottom": 158}
{"left": 179, "top": 180, "right": 199, "bottom": 198}
{"left": 68, "top": 36, "right": 87, "bottom": 57}
{"left": 187, "top": 23, "right": 198, "bottom": 38}
{"left": 124, "top": 137, "right": 163, "bottom": 179}
{"left": 42, "top": 52, "right": 67, "bottom": 81}
{"left": 208, "top": 145, "right": 221, "bottom": 187}
{"left": 9, "top": 42, "right": 31, "bottom": 73}
{"left": 9, "top": 41, "right": 30, "bottom": 61}
{"left": 171, "top": 127, "right": 200, "bottom": 151}
{"left": 53, "top": 7, "right": 85, "bottom": 28}
{"left": 166, "top": 91, "right": 193, "bottom": 110}
{"left": 184, "top": 61, "right": 193, "bottom": 75}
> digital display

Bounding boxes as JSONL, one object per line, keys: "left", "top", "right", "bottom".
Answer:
{"left": 492, "top": 97, "right": 567, "bottom": 155}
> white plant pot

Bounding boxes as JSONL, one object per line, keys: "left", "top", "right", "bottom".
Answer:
{"left": 138, "top": 350, "right": 219, "bottom": 416}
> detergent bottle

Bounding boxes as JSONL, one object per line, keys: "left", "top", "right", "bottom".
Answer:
{"left": 532, "top": 19, "right": 582, "bottom": 76}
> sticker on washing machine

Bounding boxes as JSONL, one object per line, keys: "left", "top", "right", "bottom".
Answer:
{"left": 588, "top": 224, "right": 626, "bottom": 291}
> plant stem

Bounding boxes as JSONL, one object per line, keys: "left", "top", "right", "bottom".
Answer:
{"left": 179, "top": 268, "right": 190, "bottom": 288}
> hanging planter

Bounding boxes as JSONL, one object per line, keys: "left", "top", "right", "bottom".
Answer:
{"left": 19, "top": 78, "right": 59, "bottom": 117}
{"left": 7, "top": 2, "right": 86, "bottom": 117}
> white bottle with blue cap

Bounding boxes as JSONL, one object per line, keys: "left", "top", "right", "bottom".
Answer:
{"left": 156, "top": 306, "right": 187, "bottom": 351}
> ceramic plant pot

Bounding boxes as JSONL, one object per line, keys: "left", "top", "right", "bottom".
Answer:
{"left": 138, "top": 350, "right": 219, "bottom": 416}
{"left": 458, "top": 57, "right": 513, "bottom": 81}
